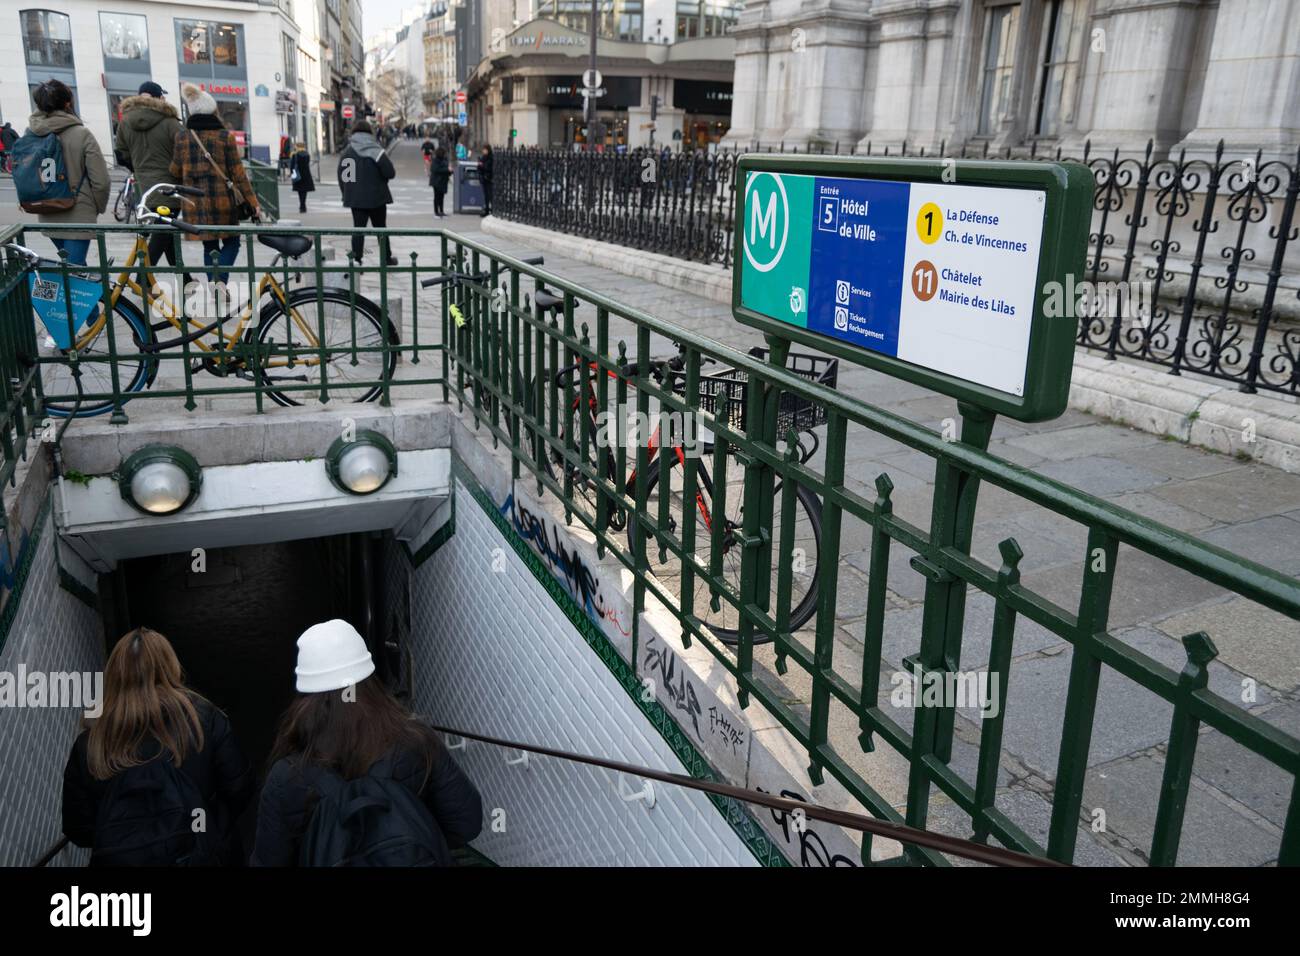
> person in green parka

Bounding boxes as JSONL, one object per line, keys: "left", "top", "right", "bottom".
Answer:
{"left": 114, "top": 81, "right": 184, "bottom": 278}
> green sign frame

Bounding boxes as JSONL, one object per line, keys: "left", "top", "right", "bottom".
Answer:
{"left": 731, "top": 155, "right": 1093, "bottom": 422}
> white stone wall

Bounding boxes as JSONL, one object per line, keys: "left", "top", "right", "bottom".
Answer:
{"left": 724, "top": 0, "right": 1300, "bottom": 160}
{"left": 404, "top": 476, "right": 761, "bottom": 866}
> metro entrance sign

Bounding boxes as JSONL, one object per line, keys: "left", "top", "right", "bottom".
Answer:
{"left": 733, "top": 156, "right": 1092, "bottom": 421}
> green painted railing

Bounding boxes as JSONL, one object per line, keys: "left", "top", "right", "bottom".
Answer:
{"left": 435, "top": 230, "right": 1300, "bottom": 867}
{"left": 0, "top": 222, "right": 447, "bottom": 421}
{"left": 0, "top": 239, "right": 42, "bottom": 493}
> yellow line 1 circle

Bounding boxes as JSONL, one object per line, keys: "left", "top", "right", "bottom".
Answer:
{"left": 916, "top": 202, "right": 943, "bottom": 245}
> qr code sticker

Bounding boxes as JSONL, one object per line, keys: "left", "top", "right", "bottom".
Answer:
{"left": 31, "top": 277, "right": 59, "bottom": 302}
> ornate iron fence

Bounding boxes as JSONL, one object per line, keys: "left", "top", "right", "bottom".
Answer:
{"left": 494, "top": 141, "right": 1300, "bottom": 397}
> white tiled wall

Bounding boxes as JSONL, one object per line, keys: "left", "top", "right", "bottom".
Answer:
{"left": 405, "top": 478, "right": 759, "bottom": 867}
{"left": 0, "top": 506, "right": 104, "bottom": 867}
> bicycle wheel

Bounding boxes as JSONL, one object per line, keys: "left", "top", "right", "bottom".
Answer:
{"left": 113, "top": 183, "right": 130, "bottom": 223}
{"left": 630, "top": 452, "right": 822, "bottom": 644}
{"left": 253, "top": 288, "right": 399, "bottom": 406}
{"left": 39, "top": 297, "right": 156, "bottom": 418}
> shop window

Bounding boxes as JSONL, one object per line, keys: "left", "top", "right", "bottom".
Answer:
{"left": 100, "top": 12, "right": 149, "bottom": 63}
{"left": 178, "top": 19, "right": 243, "bottom": 72}
{"left": 108, "top": 91, "right": 129, "bottom": 138}
{"left": 179, "top": 21, "right": 210, "bottom": 66}
{"left": 20, "top": 9, "right": 73, "bottom": 68}
{"left": 213, "top": 23, "right": 240, "bottom": 68}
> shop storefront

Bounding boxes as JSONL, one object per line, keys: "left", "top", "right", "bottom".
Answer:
{"left": 535, "top": 76, "right": 642, "bottom": 149}
{"left": 175, "top": 18, "right": 251, "bottom": 144}
{"left": 673, "top": 78, "right": 732, "bottom": 147}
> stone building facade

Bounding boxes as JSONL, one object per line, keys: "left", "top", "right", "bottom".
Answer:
{"left": 725, "top": 0, "right": 1300, "bottom": 161}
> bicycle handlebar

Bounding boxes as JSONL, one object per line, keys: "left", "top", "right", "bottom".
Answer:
{"left": 420, "top": 254, "right": 544, "bottom": 289}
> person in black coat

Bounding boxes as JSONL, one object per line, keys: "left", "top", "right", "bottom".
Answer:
{"left": 290, "top": 142, "right": 315, "bottom": 213}
{"left": 61, "top": 628, "right": 255, "bottom": 866}
{"left": 478, "top": 144, "right": 494, "bottom": 217}
{"left": 251, "top": 620, "right": 483, "bottom": 866}
{"left": 337, "top": 120, "right": 397, "bottom": 264}
{"left": 429, "top": 146, "right": 451, "bottom": 218}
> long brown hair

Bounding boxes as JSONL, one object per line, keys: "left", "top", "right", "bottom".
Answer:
{"left": 86, "top": 628, "right": 205, "bottom": 780}
{"left": 269, "top": 675, "right": 439, "bottom": 782}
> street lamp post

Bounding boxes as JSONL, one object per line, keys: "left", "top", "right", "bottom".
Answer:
{"left": 585, "top": 0, "right": 602, "bottom": 151}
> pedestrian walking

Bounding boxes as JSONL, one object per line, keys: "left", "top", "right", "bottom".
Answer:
{"left": 337, "top": 120, "right": 396, "bottom": 264}
{"left": 251, "top": 620, "right": 483, "bottom": 866}
{"left": 478, "top": 144, "right": 494, "bottom": 217}
{"left": 13, "top": 80, "right": 110, "bottom": 265}
{"left": 169, "top": 83, "right": 259, "bottom": 290}
{"left": 429, "top": 146, "right": 450, "bottom": 218}
{"left": 114, "top": 81, "right": 184, "bottom": 280}
{"left": 61, "top": 628, "right": 254, "bottom": 866}
{"left": 290, "top": 142, "right": 315, "bottom": 213}
{"left": 0, "top": 122, "right": 17, "bottom": 172}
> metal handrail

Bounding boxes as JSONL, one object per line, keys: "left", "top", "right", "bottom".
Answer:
{"left": 428, "top": 725, "right": 1062, "bottom": 867}
{"left": 32, "top": 836, "right": 69, "bottom": 867}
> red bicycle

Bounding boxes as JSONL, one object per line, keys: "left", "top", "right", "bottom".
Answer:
{"left": 520, "top": 291, "right": 837, "bottom": 642}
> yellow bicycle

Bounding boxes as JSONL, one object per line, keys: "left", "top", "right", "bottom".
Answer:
{"left": 31, "top": 183, "right": 398, "bottom": 417}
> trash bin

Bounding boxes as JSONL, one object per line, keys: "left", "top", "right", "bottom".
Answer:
{"left": 243, "top": 158, "right": 280, "bottom": 223}
{"left": 454, "top": 160, "right": 484, "bottom": 214}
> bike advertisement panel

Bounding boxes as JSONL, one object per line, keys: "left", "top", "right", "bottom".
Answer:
{"left": 732, "top": 156, "right": 1093, "bottom": 421}
{"left": 29, "top": 267, "right": 101, "bottom": 350}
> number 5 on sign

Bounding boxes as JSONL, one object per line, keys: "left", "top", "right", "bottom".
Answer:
{"left": 916, "top": 201, "right": 943, "bottom": 244}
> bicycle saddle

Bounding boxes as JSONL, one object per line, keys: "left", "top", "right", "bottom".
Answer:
{"left": 534, "top": 290, "right": 569, "bottom": 312}
{"left": 257, "top": 233, "right": 313, "bottom": 259}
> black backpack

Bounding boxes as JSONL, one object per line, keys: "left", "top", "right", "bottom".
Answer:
{"left": 93, "top": 755, "right": 213, "bottom": 866}
{"left": 299, "top": 760, "right": 449, "bottom": 867}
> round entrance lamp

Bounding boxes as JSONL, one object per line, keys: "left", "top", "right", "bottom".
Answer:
{"left": 325, "top": 431, "right": 397, "bottom": 495}
{"left": 117, "top": 446, "right": 202, "bottom": 516}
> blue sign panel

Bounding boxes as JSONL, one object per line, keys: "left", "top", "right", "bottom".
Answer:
{"left": 29, "top": 269, "right": 101, "bottom": 349}
{"left": 739, "top": 171, "right": 1047, "bottom": 398}
{"left": 806, "top": 177, "right": 910, "bottom": 360}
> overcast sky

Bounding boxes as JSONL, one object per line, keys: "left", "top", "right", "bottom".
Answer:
{"left": 363, "top": 1, "right": 431, "bottom": 41}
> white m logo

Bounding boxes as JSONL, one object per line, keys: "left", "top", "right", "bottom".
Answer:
{"left": 752, "top": 192, "right": 778, "bottom": 249}
{"left": 743, "top": 172, "right": 789, "bottom": 273}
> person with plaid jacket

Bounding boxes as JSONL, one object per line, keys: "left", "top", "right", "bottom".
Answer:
{"left": 169, "top": 83, "right": 259, "bottom": 288}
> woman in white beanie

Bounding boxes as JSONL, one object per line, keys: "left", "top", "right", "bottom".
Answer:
{"left": 251, "top": 619, "right": 483, "bottom": 866}
{"left": 169, "top": 82, "right": 259, "bottom": 291}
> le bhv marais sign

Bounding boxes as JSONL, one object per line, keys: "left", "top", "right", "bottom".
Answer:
{"left": 732, "top": 156, "right": 1092, "bottom": 422}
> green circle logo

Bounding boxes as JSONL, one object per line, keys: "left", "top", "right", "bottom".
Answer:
{"left": 744, "top": 172, "right": 789, "bottom": 273}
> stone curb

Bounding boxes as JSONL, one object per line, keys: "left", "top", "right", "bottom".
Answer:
{"left": 483, "top": 217, "right": 1300, "bottom": 475}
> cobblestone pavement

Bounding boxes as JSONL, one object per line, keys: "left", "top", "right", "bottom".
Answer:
{"left": 4, "top": 140, "right": 1298, "bottom": 865}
